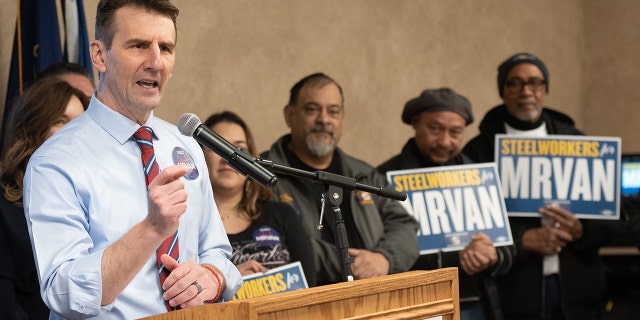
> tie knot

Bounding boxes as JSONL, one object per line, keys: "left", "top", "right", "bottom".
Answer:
{"left": 134, "top": 126, "right": 154, "bottom": 141}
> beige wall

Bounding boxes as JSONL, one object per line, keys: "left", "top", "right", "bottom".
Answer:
{"left": 2, "top": 0, "right": 640, "bottom": 166}
{"left": 582, "top": 1, "right": 640, "bottom": 145}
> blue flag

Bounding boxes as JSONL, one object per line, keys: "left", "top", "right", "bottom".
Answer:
{"left": 64, "top": 0, "right": 93, "bottom": 73}
{"left": 2, "top": 0, "right": 92, "bottom": 149}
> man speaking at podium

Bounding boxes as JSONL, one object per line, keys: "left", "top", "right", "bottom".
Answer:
{"left": 23, "top": 1, "right": 242, "bottom": 318}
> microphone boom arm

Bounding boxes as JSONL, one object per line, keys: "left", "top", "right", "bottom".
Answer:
{"left": 255, "top": 158, "right": 407, "bottom": 201}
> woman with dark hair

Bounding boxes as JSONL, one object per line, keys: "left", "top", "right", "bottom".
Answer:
{"left": 0, "top": 77, "right": 89, "bottom": 319}
{"left": 203, "top": 111, "right": 316, "bottom": 287}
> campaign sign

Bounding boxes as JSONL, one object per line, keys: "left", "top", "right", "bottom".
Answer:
{"left": 386, "top": 163, "right": 513, "bottom": 254}
{"left": 495, "top": 134, "right": 621, "bottom": 219}
{"left": 232, "top": 261, "right": 308, "bottom": 300}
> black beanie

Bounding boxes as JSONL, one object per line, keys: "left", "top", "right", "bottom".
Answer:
{"left": 497, "top": 52, "right": 549, "bottom": 97}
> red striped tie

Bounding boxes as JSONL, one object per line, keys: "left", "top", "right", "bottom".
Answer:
{"left": 133, "top": 126, "right": 179, "bottom": 311}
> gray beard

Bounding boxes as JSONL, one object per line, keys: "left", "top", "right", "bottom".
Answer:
{"left": 306, "top": 135, "right": 335, "bottom": 157}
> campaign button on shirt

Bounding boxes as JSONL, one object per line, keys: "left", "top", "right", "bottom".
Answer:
{"left": 253, "top": 226, "right": 282, "bottom": 247}
{"left": 172, "top": 146, "right": 199, "bottom": 180}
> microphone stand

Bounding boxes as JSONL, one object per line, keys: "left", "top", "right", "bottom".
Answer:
{"left": 256, "top": 158, "right": 406, "bottom": 283}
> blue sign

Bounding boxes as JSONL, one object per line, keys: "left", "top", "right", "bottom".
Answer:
{"left": 386, "top": 163, "right": 513, "bottom": 254}
{"left": 495, "top": 135, "right": 621, "bottom": 219}
{"left": 232, "top": 261, "right": 308, "bottom": 300}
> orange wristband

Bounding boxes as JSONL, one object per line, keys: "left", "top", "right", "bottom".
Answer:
{"left": 201, "top": 264, "right": 223, "bottom": 303}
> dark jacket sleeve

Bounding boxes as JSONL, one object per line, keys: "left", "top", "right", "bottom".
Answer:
{"left": 272, "top": 202, "right": 318, "bottom": 287}
{"left": 362, "top": 167, "right": 420, "bottom": 274}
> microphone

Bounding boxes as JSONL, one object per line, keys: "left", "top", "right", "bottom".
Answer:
{"left": 177, "top": 113, "right": 278, "bottom": 188}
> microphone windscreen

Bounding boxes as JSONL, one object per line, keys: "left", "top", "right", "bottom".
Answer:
{"left": 177, "top": 113, "right": 202, "bottom": 136}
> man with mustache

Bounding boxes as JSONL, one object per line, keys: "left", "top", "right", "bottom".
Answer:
{"left": 262, "top": 72, "right": 419, "bottom": 285}
{"left": 378, "top": 88, "right": 512, "bottom": 320}
{"left": 463, "top": 53, "right": 620, "bottom": 319}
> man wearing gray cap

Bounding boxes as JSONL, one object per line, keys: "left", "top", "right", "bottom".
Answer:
{"left": 463, "top": 53, "right": 620, "bottom": 319}
{"left": 378, "top": 87, "right": 513, "bottom": 320}
{"left": 378, "top": 87, "right": 474, "bottom": 170}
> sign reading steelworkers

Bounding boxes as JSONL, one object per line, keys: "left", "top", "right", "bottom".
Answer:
{"left": 232, "top": 261, "right": 308, "bottom": 300}
{"left": 495, "top": 135, "right": 621, "bottom": 219}
{"left": 386, "top": 163, "right": 513, "bottom": 254}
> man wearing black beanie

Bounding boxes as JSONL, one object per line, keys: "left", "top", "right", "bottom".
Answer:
{"left": 462, "top": 53, "right": 621, "bottom": 319}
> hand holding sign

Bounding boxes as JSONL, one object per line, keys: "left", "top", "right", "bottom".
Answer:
{"left": 540, "top": 204, "right": 583, "bottom": 241}
{"left": 235, "top": 260, "right": 268, "bottom": 276}
{"left": 522, "top": 218, "right": 575, "bottom": 256}
{"left": 459, "top": 232, "right": 498, "bottom": 275}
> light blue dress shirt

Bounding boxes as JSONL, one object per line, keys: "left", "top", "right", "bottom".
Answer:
{"left": 23, "top": 97, "right": 242, "bottom": 319}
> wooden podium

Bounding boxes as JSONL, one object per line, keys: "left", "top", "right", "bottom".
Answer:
{"left": 142, "top": 268, "right": 459, "bottom": 320}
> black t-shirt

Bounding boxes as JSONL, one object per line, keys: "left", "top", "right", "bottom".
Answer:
{"left": 226, "top": 201, "right": 317, "bottom": 286}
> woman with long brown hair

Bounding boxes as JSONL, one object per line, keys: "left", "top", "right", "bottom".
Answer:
{"left": 202, "top": 111, "right": 316, "bottom": 287}
{"left": 0, "top": 77, "right": 89, "bottom": 319}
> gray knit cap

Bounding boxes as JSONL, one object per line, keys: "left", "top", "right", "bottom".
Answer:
{"left": 402, "top": 87, "right": 473, "bottom": 125}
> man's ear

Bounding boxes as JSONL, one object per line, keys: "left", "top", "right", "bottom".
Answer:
{"left": 411, "top": 116, "right": 419, "bottom": 130}
{"left": 283, "top": 104, "right": 293, "bottom": 128}
{"left": 90, "top": 40, "right": 107, "bottom": 73}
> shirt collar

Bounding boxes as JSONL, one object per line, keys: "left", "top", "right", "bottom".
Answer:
{"left": 86, "top": 96, "right": 156, "bottom": 144}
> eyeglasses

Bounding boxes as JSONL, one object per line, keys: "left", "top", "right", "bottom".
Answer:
{"left": 505, "top": 78, "right": 546, "bottom": 92}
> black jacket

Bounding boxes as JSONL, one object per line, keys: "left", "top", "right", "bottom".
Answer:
{"left": 463, "top": 105, "right": 621, "bottom": 319}
{"left": 462, "top": 104, "right": 583, "bottom": 164}
{"left": 0, "top": 192, "right": 50, "bottom": 320}
{"left": 378, "top": 138, "right": 474, "bottom": 173}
